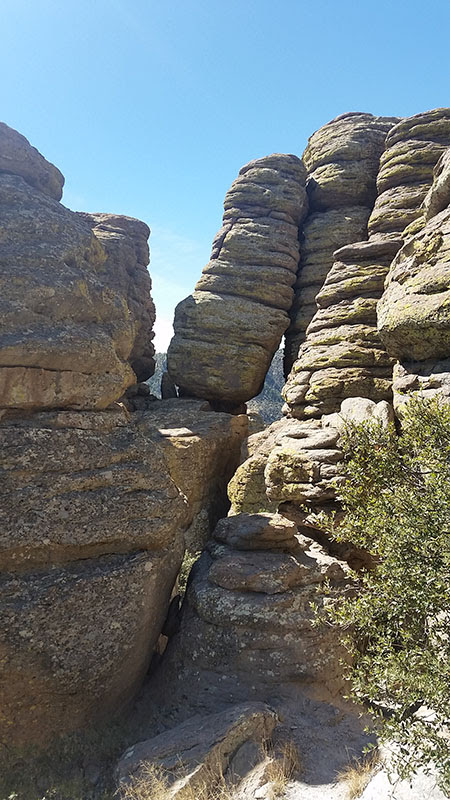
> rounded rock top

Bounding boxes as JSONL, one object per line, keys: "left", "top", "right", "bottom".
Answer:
{"left": 0, "top": 121, "right": 64, "bottom": 201}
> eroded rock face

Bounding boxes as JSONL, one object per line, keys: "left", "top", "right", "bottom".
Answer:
{"left": 284, "top": 239, "right": 398, "bottom": 419}
{"left": 0, "top": 121, "right": 64, "bottom": 200}
{"left": 0, "top": 123, "right": 158, "bottom": 412}
{"left": 284, "top": 113, "right": 398, "bottom": 373}
{"left": 159, "top": 513, "right": 351, "bottom": 703}
{"left": 284, "top": 109, "right": 450, "bottom": 421}
{"left": 378, "top": 208, "right": 450, "bottom": 361}
{"left": 77, "top": 213, "right": 156, "bottom": 382}
{"left": 369, "top": 109, "right": 450, "bottom": 238}
{"left": 167, "top": 154, "right": 307, "bottom": 408}
{"left": 0, "top": 399, "right": 246, "bottom": 745}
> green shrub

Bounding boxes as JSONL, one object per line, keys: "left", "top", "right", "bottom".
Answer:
{"left": 322, "top": 396, "right": 450, "bottom": 791}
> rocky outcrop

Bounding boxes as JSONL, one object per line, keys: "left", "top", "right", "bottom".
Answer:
{"left": 0, "top": 124, "right": 157, "bottom": 412}
{"left": 0, "top": 121, "right": 64, "bottom": 200}
{"left": 159, "top": 513, "right": 351, "bottom": 702}
{"left": 0, "top": 399, "right": 246, "bottom": 745}
{"left": 0, "top": 124, "right": 248, "bottom": 748}
{"left": 167, "top": 154, "right": 308, "bottom": 409}
{"left": 284, "top": 113, "right": 398, "bottom": 373}
{"left": 77, "top": 213, "right": 156, "bottom": 382}
{"left": 284, "top": 110, "right": 450, "bottom": 420}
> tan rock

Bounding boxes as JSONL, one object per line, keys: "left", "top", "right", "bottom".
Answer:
{"left": 0, "top": 399, "right": 246, "bottom": 745}
{"left": 0, "top": 173, "right": 138, "bottom": 410}
{"left": 77, "top": 213, "right": 156, "bottom": 381}
{"left": 117, "top": 703, "right": 277, "bottom": 798}
{"left": 167, "top": 154, "right": 307, "bottom": 407}
{"left": 0, "top": 121, "right": 64, "bottom": 200}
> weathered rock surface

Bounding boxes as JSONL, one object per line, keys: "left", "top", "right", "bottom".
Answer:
{"left": 117, "top": 703, "right": 277, "bottom": 798}
{"left": 378, "top": 208, "right": 450, "bottom": 360}
{"left": 284, "top": 113, "right": 398, "bottom": 373}
{"left": 0, "top": 399, "right": 246, "bottom": 745}
{"left": 77, "top": 213, "right": 156, "bottom": 382}
{"left": 369, "top": 108, "right": 450, "bottom": 237}
{"left": 0, "top": 172, "right": 138, "bottom": 410}
{"left": 284, "top": 239, "right": 398, "bottom": 418}
{"left": 159, "top": 512, "right": 351, "bottom": 703}
{"left": 424, "top": 146, "right": 450, "bottom": 221}
{"left": 284, "top": 109, "right": 450, "bottom": 420}
{"left": 0, "top": 121, "right": 64, "bottom": 200}
{"left": 167, "top": 154, "right": 307, "bottom": 407}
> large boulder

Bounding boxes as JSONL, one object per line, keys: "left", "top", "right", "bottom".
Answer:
{"left": 117, "top": 703, "right": 277, "bottom": 798}
{"left": 0, "top": 394, "right": 246, "bottom": 746}
{"left": 167, "top": 154, "right": 307, "bottom": 408}
{"left": 0, "top": 123, "right": 157, "bottom": 412}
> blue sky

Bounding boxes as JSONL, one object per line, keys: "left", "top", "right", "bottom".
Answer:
{"left": 1, "top": 0, "right": 449, "bottom": 350}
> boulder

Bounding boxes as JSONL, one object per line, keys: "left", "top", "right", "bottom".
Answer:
{"left": 117, "top": 703, "right": 277, "bottom": 798}
{"left": 167, "top": 154, "right": 307, "bottom": 407}
{"left": 0, "top": 399, "right": 247, "bottom": 746}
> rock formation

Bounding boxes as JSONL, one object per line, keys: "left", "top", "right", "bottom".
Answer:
{"left": 378, "top": 143, "right": 450, "bottom": 410}
{"left": 158, "top": 513, "right": 351, "bottom": 704}
{"left": 167, "top": 154, "right": 308, "bottom": 409}
{"left": 2, "top": 108, "right": 450, "bottom": 796}
{"left": 0, "top": 124, "right": 247, "bottom": 747}
{"left": 283, "top": 109, "right": 450, "bottom": 420}
{"left": 77, "top": 212, "right": 156, "bottom": 382}
{"left": 284, "top": 112, "right": 398, "bottom": 374}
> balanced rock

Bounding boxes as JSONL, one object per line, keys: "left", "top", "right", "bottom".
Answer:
{"left": 167, "top": 154, "right": 307, "bottom": 408}
{"left": 284, "top": 113, "right": 398, "bottom": 373}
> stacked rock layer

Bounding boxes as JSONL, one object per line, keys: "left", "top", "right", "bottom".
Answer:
{"left": 284, "top": 112, "right": 398, "bottom": 374}
{"left": 167, "top": 154, "right": 308, "bottom": 409}
{"left": 284, "top": 109, "right": 450, "bottom": 420}
{"left": 160, "top": 512, "right": 351, "bottom": 702}
{"left": 0, "top": 124, "right": 247, "bottom": 746}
